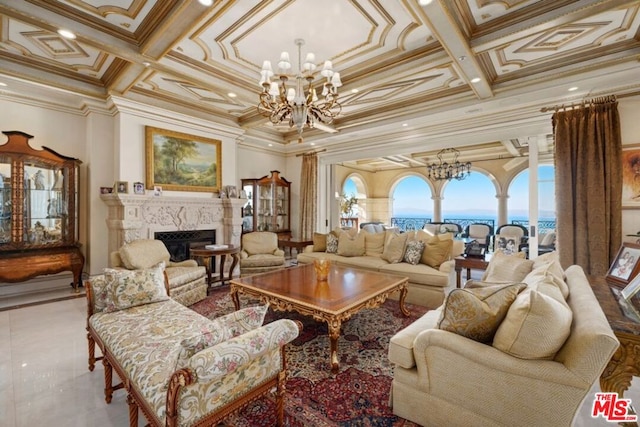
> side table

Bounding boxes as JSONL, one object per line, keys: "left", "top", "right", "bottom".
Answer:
{"left": 190, "top": 246, "right": 240, "bottom": 288}
{"left": 278, "top": 238, "right": 313, "bottom": 259}
{"left": 454, "top": 255, "right": 490, "bottom": 288}
{"left": 592, "top": 276, "right": 640, "bottom": 426}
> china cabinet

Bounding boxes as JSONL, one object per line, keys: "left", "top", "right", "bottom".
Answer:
{"left": 241, "top": 171, "right": 291, "bottom": 238}
{"left": 0, "top": 131, "right": 84, "bottom": 290}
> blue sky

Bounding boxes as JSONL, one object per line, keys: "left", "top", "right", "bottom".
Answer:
{"left": 343, "top": 165, "right": 556, "bottom": 219}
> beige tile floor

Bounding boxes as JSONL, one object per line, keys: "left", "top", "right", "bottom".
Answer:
{"left": 1, "top": 287, "right": 639, "bottom": 427}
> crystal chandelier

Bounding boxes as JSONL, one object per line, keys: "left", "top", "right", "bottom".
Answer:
{"left": 258, "top": 39, "right": 342, "bottom": 143}
{"left": 427, "top": 148, "right": 472, "bottom": 181}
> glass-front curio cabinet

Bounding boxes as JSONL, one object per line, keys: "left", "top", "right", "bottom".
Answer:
{"left": 241, "top": 170, "right": 291, "bottom": 238}
{"left": 0, "top": 131, "right": 84, "bottom": 290}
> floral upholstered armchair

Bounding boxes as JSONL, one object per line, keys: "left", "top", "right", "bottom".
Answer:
{"left": 110, "top": 239, "right": 207, "bottom": 306}
{"left": 239, "top": 232, "right": 285, "bottom": 275}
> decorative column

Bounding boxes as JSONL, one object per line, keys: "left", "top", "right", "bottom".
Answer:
{"left": 497, "top": 192, "right": 508, "bottom": 228}
{"left": 432, "top": 196, "right": 443, "bottom": 222}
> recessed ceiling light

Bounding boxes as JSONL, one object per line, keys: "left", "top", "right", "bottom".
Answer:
{"left": 57, "top": 29, "right": 76, "bottom": 39}
{"left": 402, "top": 123, "right": 408, "bottom": 127}
{"left": 228, "top": 92, "right": 237, "bottom": 98}
{"left": 310, "top": 142, "right": 315, "bottom": 146}
{"left": 568, "top": 86, "right": 578, "bottom": 91}
{"left": 458, "top": 56, "right": 466, "bottom": 61}
{"left": 470, "top": 77, "right": 481, "bottom": 83}
{"left": 198, "top": 0, "right": 214, "bottom": 5}
{"left": 351, "top": 89, "right": 359, "bottom": 94}
{"left": 0, "top": 82, "right": 7, "bottom": 87}
{"left": 142, "top": 61, "right": 150, "bottom": 67}
{"left": 268, "top": 143, "right": 273, "bottom": 147}
{"left": 418, "top": 0, "right": 433, "bottom": 5}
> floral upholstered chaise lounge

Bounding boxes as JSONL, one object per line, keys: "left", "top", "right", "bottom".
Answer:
{"left": 85, "top": 265, "right": 300, "bottom": 427}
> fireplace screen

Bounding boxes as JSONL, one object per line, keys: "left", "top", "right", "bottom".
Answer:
{"left": 155, "top": 229, "right": 216, "bottom": 263}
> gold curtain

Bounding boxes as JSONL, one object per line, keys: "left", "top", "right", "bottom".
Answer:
{"left": 299, "top": 153, "right": 317, "bottom": 240}
{"left": 553, "top": 95, "right": 622, "bottom": 276}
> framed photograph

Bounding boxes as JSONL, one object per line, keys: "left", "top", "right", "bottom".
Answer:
{"left": 145, "top": 126, "right": 222, "bottom": 193}
{"left": 606, "top": 242, "right": 640, "bottom": 287}
{"left": 100, "top": 186, "right": 113, "bottom": 194}
{"left": 225, "top": 185, "right": 237, "bottom": 198}
{"left": 133, "top": 182, "right": 145, "bottom": 195}
{"left": 622, "top": 145, "right": 640, "bottom": 208}
{"left": 115, "top": 181, "right": 128, "bottom": 194}
{"left": 153, "top": 185, "right": 163, "bottom": 197}
{"left": 622, "top": 274, "right": 640, "bottom": 300}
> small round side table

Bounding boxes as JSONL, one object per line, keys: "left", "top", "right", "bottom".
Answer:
{"left": 190, "top": 245, "right": 241, "bottom": 288}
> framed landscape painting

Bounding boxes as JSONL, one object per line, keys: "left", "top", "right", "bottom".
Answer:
{"left": 145, "top": 126, "right": 221, "bottom": 192}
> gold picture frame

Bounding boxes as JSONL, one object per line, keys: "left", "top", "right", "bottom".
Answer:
{"left": 622, "top": 145, "right": 640, "bottom": 208}
{"left": 145, "top": 126, "right": 221, "bottom": 192}
{"left": 606, "top": 242, "right": 640, "bottom": 288}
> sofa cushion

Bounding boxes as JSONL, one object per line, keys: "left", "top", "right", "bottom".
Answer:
{"left": 103, "top": 265, "right": 169, "bottom": 312}
{"left": 175, "top": 305, "right": 268, "bottom": 370}
{"left": 326, "top": 233, "right": 339, "bottom": 253}
{"left": 297, "top": 252, "right": 344, "bottom": 264}
{"left": 388, "top": 307, "right": 442, "bottom": 369}
{"left": 164, "top": 266, "right": 207, "bottom": 289}
{"left": 420, "top": 236, "right": 453, "bottom": 268}
{"left": 438, "top": 283, "right": 527, "bottom": 343}
{"left": 481, "top": 251, "right": 534, "bottom": 283}
{"left": 240, "top": 254, "right": 285, "bottom": 268}
{"left": 379, "top": 262, "right": 449, "bottom": 287}
{"left": 403, "top": 240, "right": 426, "bottom": 265}
{"left": 364, "top": 231, "right": 386, "bottom": 256}
{"left": 493, "top": 290, "right": 572, "bottom": 359}
{"left": 334, "top": 255, "right": 389, "bottom": 270}
{"left": 313, "top": 232, "right": 327, "bottom": 252}
{"left": 119, "top": 239, "right": 170, "bottom": 270}
{"left": 382, "top": 232, "right": 408, "bottom": 263}
{"left": 338, "top": 231, "right": 366, "bottom": 257}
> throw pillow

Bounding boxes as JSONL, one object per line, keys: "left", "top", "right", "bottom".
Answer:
{"left": 338, "top": 232, "right": 366, "bottom": 257}
{"left": 403, "top": 240, "right": 426, "bottom": 265}
{"left": 524, "top": 261, "right": 569, "bottom": 299}
{"left": 493, "top": 290, "right": 572, "bottom": 359}
{"left": 421, "top": 236, "right": 453, "bottom": 268}
{"left": 381, "top": 232, "right": 408, "bottom": 263}
{"left": 175, "top": 305, "right": 269, "bottom": 369}
{"left": 89, "top": 275, "right": 113, "bottom": 313}
{"left": 103, "top": 265, "right": 169, "bottom": 312}
{"left": 438, "top": 283, "right": 526, "bottom": 343}
{"left": 326, "top": 233, "right": 338, "bottom": 254}
{"left": 313, "top": 232, "right": 327, "bottom": 252}
{"left": 364, "top": 230, "right": 386, "bottom": 256}
{"left": 481, "top": 251, "right": 533, "bottom": 283}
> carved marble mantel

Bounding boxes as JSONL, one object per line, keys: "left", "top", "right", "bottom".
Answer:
{"left": 101, "top": 194, "right": 245, "bottom": 256}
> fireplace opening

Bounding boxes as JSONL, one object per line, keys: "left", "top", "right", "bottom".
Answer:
{"left": 155, "top": 229, "right": 216, "bottom": 263}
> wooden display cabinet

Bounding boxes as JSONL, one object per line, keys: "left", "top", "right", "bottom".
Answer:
{"left": 0, "top": 131, "right": 84, "bottom": 290}
{"left": 241, "top": 171, "right": 291, "bottom": 238}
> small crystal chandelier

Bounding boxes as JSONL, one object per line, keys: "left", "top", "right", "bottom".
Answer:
{"left": 427, "top": 148, "right": 472, "bottom": 181}
{"left": 258, "top": 38, "right": 342, "bottom": 143}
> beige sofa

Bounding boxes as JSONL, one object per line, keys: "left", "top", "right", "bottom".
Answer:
{"left": 388, "top": 254, "right": 619, "bottom": 427}
{"left": 297, "top": 228, "right": 464, "bottom": 308}
{"left": 110, "top": 239, "right": 207, "bottom": 306}
{"left": 85, "top": 268, "right": 300, "bottom": 427}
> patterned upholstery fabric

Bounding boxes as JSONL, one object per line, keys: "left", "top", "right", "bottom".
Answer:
{"left": 403, "top": 240, "right": 426, "bottom": 265}
{"left": 103, "top": 266, "right": 169, "bottom": 311}
{"left": 326, "top": 233, "right": 338, "bottom": 253}
{"left": 89, "top": 296, "right": 299, "bottom": 425}
{"left": 438, "top": 283, "right": 526, "bottom": 343}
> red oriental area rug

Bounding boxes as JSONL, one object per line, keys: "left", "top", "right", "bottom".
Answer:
{"left": 190, "top": 285, "right": 426, "bottom": 427}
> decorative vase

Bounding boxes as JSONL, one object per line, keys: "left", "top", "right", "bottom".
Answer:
{"left": 313, "top": 258, "right": 330, "bottom": 282}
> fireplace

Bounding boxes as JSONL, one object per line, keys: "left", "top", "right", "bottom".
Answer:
{"left": 155, "top": 229, "right": 216, "bottom": 262}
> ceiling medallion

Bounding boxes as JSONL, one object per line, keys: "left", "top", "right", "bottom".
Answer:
{"left": 427, "top": 148, "right": 472, "bottom": 181}
{"left": 257, "top": 39, "right": 342, "bottom": 143}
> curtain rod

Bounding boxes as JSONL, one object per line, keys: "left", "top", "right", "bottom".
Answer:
{"left": 540, "top": 94, "right": 617, "bottom": 113}
{"left": 296, "top": 148, "right": 326, "bottom": 157}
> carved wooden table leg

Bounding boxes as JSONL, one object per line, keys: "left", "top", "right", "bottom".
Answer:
{"left": 87, "top": 332, "right": 96, "bottom": 371}
{"left": 127, "top": 394, "right": 138, "bottom": 427}
{"left": 230, "top": 285, "right": 240, "bottom": 310}
{"left": 103, "top": 357, "right": 114, "bottom": 403}
{"left": 600, "top": 332, "right": 640, "bottom": 426}
{"left": 398, "top": 284, "right": 410, "bottom": 316}
{"left": 328, "top": 318, "right": 342, "bottom": 374}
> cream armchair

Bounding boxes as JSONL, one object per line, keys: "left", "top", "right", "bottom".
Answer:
{"left": 110, "top": 239, "right": 207, "bottom": 306}
{"left": 239, "top": 232, "right": 285, "bottom": 275}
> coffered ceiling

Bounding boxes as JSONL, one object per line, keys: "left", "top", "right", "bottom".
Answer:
{"left": 0, "top": 0, "right": 639, "bottom": 170}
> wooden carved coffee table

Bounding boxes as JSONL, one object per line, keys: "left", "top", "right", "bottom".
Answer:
{"left": 230, "top": 263, "right": 409, "bottom": 373}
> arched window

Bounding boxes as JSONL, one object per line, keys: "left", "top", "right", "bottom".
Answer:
{"left": 508, "top": 165, "right": 556, "bottom": 233}
{"left": 441, "top": 172, "right": 497, "bottom": 231}
{"left": 391, "top": 175, "right": 432, "bottom": 230}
